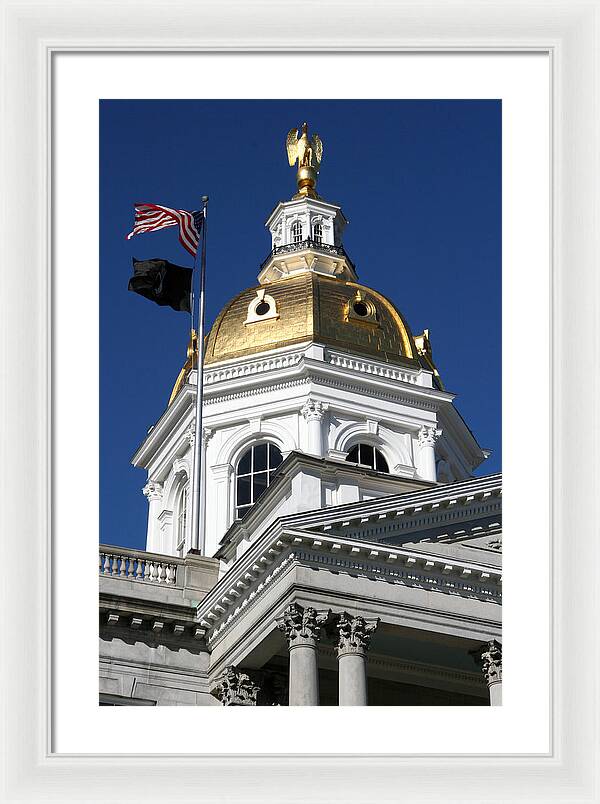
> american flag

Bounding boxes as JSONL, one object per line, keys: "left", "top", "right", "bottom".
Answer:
{"left": 126, "top": 203, "right": 204, "bottom": 257}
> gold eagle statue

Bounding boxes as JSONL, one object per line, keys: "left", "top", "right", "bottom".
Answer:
{"left": 286, "top": 122, "right": 323, "bottom": 198}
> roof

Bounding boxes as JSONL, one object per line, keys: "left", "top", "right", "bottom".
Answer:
{"left": 204, "top": 272, "right": 420, "bottom": 367}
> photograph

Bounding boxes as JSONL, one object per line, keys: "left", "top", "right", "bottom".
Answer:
{"left": 99, "top": 99, "right": 502, "bottom": 706}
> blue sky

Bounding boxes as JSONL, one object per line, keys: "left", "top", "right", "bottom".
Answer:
{"left": 100, "top": 99, "right": 501, "bottom": 549}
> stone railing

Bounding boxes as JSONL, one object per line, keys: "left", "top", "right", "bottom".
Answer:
{"left": 99, "top": 545, "right": 184, "bottom": 587}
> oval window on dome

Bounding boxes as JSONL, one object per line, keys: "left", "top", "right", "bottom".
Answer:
{"left": 244, "top": 292, "right": 279, "bottom": 325}
{"left": 353, "top": 300, "right": 370, "bottom": 317}
{"left": 346, "top": 292, "right": 378, "bottom": 325}
{"left": 255, "top": 300, "right": 271, "bottom": 316}
{"left": 346, "top": 443, "right": 389, "bottom": 473}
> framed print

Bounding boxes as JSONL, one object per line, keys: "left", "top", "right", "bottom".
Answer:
{"left": 1, "top": 1, "right": 599, "bottom": 802}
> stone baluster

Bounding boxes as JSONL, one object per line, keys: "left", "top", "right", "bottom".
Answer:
{"left": 277, "top": 603, "right": 330, "bottom": 706}
{"left": 335, "top": 612, "right": 379, "bottom": 706}
{"left": 417, "top": 425, "right": 442, "bottom": 482}
{"left": 301, "top": 400, "right": 328, "bottom": 456}
{"left": 102, "top": 554, "right": 111, "bottom": 574}
{"left": 470, "top": 639, "right": 502, "bottom": 706}
{"left": 211, "top": 666, "right": 260, "bottom": 706}
{"left": 135, "top": 558, "right": 143, "bottom": 580}
{"left": 119, "top": 556, "right": 127, "bottom": 577}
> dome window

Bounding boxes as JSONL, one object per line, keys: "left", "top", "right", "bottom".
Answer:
{"left": 353, "top": 300, "right": 370, "bottom": 317}
{"left": 291, "top": 220, "right": 303, "bottom": 243}
{"left": 236, "top": 442, "right": 284, "bottom": 518}
{"left": 245, "top": 289, "right": 279, "bottom": 325}
{"left": 346, "top": 291, "right": 378, "bottom": 325}
{"left": 313, "top": 221, "right": 323, "bottom": 245}
{"left": 346, "top": 443, "right": 389, "bottom": 473}
{"left": 255, "top": 300, "right": 271, "bottom": 316}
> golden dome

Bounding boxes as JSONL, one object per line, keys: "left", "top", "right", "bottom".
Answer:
{"left": 204, "top": 273, "right": 418, "bottom": 366}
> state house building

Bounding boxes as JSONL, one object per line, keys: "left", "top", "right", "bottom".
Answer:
{"left": 99, "top": 125, "right": 502, "bottom": 707}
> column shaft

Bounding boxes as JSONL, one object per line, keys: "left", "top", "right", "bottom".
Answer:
{"left": 419, "top": 445, "right": 437, "bottom": 482}
{"left": 488, "top": 680, "right": 502, "bottom": 706}
{"left": 289, "top": 643, "right": 320, "bottom": 706}
{"left": 307, "top": 417, "right": 323, "bottom": 456}
{"left": 338, "top": 651, "right": 368, "bottom": 706}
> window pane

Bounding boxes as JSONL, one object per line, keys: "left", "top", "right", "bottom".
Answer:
{"left": 254, "top": 443, "right": 268, "bottom": 472}
{"left": 269, "top": 444, "right": 283, "bottom": 469}
{"left": 253, "top": 471, "right": 268, "bottom": 501}
{"left": 347, "top": 445, "right": 359, "bottom": 463}
{"left": 375, "top": 450, "right": 389, "bottom": 473}
{"left": 237, "top": 475, "right": 251, "bottom": 506}
{"left": 238, "top": 448, "right": 252, "bottom": 475}
{"left": 360, "top": 444, "right": 375, "bottom": 468}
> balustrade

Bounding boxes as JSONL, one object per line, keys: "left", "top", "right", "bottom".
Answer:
{"left": 99, "top": 546, "right": 182, "bottom": 587}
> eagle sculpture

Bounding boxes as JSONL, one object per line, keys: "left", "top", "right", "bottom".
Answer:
{"left": 286, "top": 122, "right": 323, "bottom": 171}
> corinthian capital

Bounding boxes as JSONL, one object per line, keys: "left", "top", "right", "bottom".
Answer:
{"left": 184, "top": 422, "right": 196, "bottom": 448}
{"left": 336, "top": 612, "right": 379, "bottom": 656}
{"left": 276, "top": 602, "right": 330, "bottom": 647}
{"left": 470, "top": 639, "right": 502, "bottom": 686}
{"left": 418, "top": 424, "right": 442, "bottom": 448}
{"left": 211, "top": 666, "right": 260, "bottom": 706}
{"left": 301, "top": 399, "right": 327, "bottom": 422}
{"left": 142, "top": 480, "right": 163, "bottom": 502}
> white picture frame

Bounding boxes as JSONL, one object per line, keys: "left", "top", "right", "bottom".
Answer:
{"left": 1, "top": 1, "right": 598, "bottom": 802}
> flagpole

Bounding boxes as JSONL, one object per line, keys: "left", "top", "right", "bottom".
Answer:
{"left": 190, "top": 196, "right": 208, "bottom": 553}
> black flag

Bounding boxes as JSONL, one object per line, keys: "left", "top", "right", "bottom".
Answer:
{"left": 128, "top": 258, "right": 192, "bottom": 313}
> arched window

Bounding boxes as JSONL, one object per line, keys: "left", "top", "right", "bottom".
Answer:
{"left": 175, "top": 483, "right": 188, "bottom": 556}
{"left": 313, "top": 221, "right": 323, "bottom": 244}
{"left": 236, "top": 442, "right": 283, "bottom": 518}
{"left": 346, "top": 443, "right": 389, "bottom": 473}
{"left": 291, "top": 220, "right": 303, "bottom": 244}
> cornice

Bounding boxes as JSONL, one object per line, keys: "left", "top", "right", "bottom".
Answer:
{"left": 197, "top": 528, "right": 502, "bottom": 646}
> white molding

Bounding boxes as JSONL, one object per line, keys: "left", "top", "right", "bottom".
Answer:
{"left": 2, "top": 2, "right": 598, "bottom": 802}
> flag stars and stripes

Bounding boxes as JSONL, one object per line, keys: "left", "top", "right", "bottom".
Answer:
{"left": 126, "top": 202, "right": 204, "bottom": 257}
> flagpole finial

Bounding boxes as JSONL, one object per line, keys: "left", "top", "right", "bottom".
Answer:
{"left": 285, "top": 123, "right": 324, "bottom": 199}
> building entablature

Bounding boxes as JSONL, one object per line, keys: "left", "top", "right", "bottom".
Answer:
{"left": 217, "top": 466, "right": 501, "bottom": 561}
{"left": 310, "top": 476, "right": 502, "bottom": 551}
{"left": 197, "top": 524, "right": 502, "bottom": 651}
{"left": 132, "top": 342, "right": 452, "bottom": 473}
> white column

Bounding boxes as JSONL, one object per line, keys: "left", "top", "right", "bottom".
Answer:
{"left": 335, "top": 613, "right": 379, "bottom": 706}
{"left": 277, "top": 603, "right": 330, "bottom": 706}
{"left": 142, "top": 481, "right": 163, "bottom": 552}
{"left": 471, "top": 640, "right": 502, "bottom": 706}
{"left": 417, "top": 425, "right": 442, "bottom": 482}
{"left": 301, "top": 399, "right": 327, "bottom": 456}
